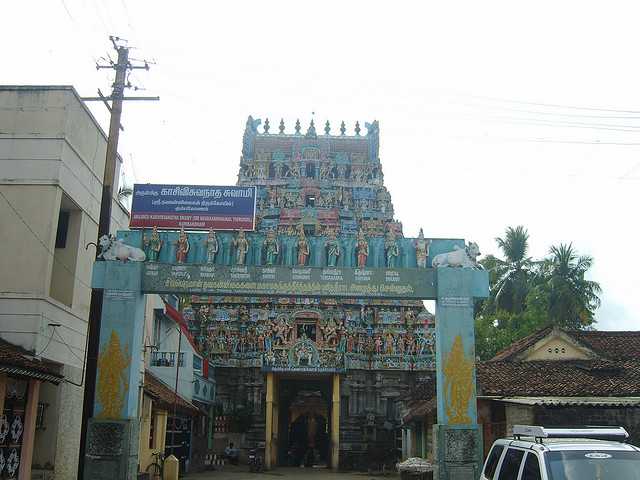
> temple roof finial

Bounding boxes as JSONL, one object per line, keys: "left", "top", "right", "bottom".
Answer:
{"left": 295, "top": 119, "right": 301, "bottom": 135}
{"left": 263, "top": 117, "right": 270, "bottom": 134}
{"left": 279, "top": 118, "right": 285, "bottom": 134}
{"left": 340, "top": 121, "right": 346, "bottom": 136}
{"left": 355, "top": 121, "right": 361, "bottom": 136}
{"left": 306, "top": 119, "right": 317, "bottom": 137}
{"left": 324, "top": 120, "right": 331, "bottom": 135}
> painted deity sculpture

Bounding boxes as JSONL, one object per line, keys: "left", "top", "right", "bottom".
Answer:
{"left": 404, "top": 308, "right": 416, "bottom": 327}
{"left": 288, "top": 158, "right": 300, "bottom": 178}
{"left": 325, "top": 230, "right": 341, "bottom": 267}
{"left": 267, "top": 187, "right": 278, "bottom": 208}
{"left": 273, "top": 162, "right": 283, "bottom": 179}
{"left": 384, "top": 229, "right": 399, "bottom": 268}
{"left": 273, "top": 317, "right": 292, "bottom": 345}
{"left": 356, "top": 228, "right": 369, "bottom": 268}
{"left": 205, "top": 229, "right": 219, "bottom": 264}
{"left": 175, "top": 227, "right": 190, "bottom": 263}
{"left": 264, "top": 230, "right": 279, "bottom": 266}
{"left": 233, "top": 230, "right": 250, "bottom": 265}
{"left": 322, "top": 317, "right": 338, "bottom": 346}
{"left": 413, "top": 229, "right": 431, "bottom": 268}
{"left": 414, "top": 228, "right": 430, "bottom": 268}
{"left": 374, "top": 336, "right": 383, "bottom": 354}
{"left": 294, "top": 338, "right": 314, "bottom": 366}
{"left": 297, "top": 227, "right": 310, "bottom": 266}
{"left": 143, "top": 226, "right": 162, "bottom": 262}
{"left": 443, "top": 335, "right": 474, "bottom": 424}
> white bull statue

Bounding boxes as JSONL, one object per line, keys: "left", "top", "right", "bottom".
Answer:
{"left": 98, "top": 235, "right": 146, "bottom": 262}
{"left": 431, "top": 242, "right": 482, "bottom": 269}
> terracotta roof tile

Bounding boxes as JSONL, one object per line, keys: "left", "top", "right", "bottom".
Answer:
{"left": 403, "top": 397, "right": 437, "bottom": 423}
{"left": 571, "top": 331, "right": 640, "bottom": 360}
{"left": 478, "top": 360, "right": 640, "bottom": 397}
{"left": 0, "top": 338, "right": 63, "bottom": 383}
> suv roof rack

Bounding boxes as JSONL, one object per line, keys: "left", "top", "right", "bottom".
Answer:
{"left": 513, "top": 425, "right": 629, "bottom": 442}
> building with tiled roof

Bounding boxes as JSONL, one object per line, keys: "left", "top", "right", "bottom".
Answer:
{"left": 400, "top": 327, "right": 640, "bottom": 461}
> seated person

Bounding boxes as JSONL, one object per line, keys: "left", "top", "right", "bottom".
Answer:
{"left": 224, "top": 442, "right": 239, "bottom": 465}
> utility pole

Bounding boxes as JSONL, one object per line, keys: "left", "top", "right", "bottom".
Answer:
{"left": 78, "top": 36, "right": 158, "bottom": 479}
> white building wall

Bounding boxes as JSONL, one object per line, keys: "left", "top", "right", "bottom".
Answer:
{"left": 149, "top": 313, "right": 196, "bottom": 402}
{"left": 0, "top": 86, "right": 130, "bottom": 479}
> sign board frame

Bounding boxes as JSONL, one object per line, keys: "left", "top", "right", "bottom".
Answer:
{"left": 130, "top": 184, "right": 257, "bottom": 231}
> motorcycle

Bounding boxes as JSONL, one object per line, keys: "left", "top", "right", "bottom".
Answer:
{"left": 248, "top": 448, "right": 264, "bottom": 473}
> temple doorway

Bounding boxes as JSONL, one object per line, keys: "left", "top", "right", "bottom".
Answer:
{"left": 277, "top": 376, "right": 332, "bottom": 468}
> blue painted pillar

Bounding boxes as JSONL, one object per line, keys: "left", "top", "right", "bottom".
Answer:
{"left": 433, "top": 267, "right": 489, "bottom": 480}
{"left": 86, "top": 261, "right": 146, "bottom": 479}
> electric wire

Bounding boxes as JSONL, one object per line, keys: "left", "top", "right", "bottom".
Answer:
{"left": 454, "top": 101, "right": 640, "bottom": 120}
{"left": 53, "top": 327, "right": 86, "bottom": 364}
{"left": 35, "top": 328, "right": 57, "bottom": 357}
{"left": 460, "top": 93, "right": 640, "bottom": 115}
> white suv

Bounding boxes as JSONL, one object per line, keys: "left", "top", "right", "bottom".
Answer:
{"left": 480, "top": 425, "right": 640, "bottom": 480}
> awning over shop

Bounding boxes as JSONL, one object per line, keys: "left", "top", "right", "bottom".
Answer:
{"left": 492, "top": 396, "right": 640, "bottom": 408}
{"left": 0, "top": 338, "right": 63, "bottom": 385}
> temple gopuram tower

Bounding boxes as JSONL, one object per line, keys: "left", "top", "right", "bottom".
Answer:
{"left": 185, "top": 117, "right": 435, "bottom": 469}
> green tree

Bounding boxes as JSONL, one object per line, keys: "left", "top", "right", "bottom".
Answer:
{"left": 543, "top": 243, "right": 601, "bottom": 329}
{"left": 474, "top": 233, "right": 601, "bottom": 360}
{"left": 490, "top": 226, "right": 534, "bottom": 314}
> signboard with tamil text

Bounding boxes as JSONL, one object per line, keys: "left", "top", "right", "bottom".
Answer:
{"left": 130, "top": 184, "right": 256, "bottom": 231}
{"left": 141, "top": 264, "right": 436, "bottom": 299}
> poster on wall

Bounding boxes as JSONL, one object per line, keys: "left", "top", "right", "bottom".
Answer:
{"left": 130, "top": 184, "right": 256, "bottom": 231}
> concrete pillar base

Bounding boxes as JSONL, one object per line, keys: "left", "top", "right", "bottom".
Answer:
{"left": 432, "top": 424, "right": 482, "bottom": 480}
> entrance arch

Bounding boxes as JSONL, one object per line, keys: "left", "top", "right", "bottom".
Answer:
{"left": 87, "top": 231, "right": 488, "bottom": 478}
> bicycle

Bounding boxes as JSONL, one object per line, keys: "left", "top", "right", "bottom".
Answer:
{"left": 145, "top": 450, "right": 165, "bottom": 480}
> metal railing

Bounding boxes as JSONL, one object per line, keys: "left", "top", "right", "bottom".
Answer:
{"left": 150, "top": 351, "right": 185, "bottom": 367}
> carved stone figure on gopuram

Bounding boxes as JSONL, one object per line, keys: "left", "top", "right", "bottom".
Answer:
{"left": 263, "top": 229, "right": 279, "bottom": 266}
{"left": 233, "top": 229, "right": 249, "bottom": 265}
{"left": 414, "top": 227, "right": 430, "bottom": 268}
{"left": 143, "top": 226, "right": 162, "bottom": 262}
{"left": 325, "top": 229, "right": 341, "bottom": 267}
{"left": 356, "top": 228, "right": 369, "bottom": 268}
{"left": 173, "top": 117, "right": 442, "bottom": 466}
{"left": 296, "top": 226, "right": 310, "bottom": 266}
{"left": 204, "top": 228, "right": 218, "bottom": 264}
{"left": 175, "top": 227, "right": 189, "bottom": 263}
{"left": 384, "top": 228, "right": 399, "bottom": 267}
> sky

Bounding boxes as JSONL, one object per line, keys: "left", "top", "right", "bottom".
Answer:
{"left": 5, "top": 1, "right": 640, "bottom": 330}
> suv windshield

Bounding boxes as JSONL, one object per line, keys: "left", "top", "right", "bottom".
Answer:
{"left": 545, "top": 450, "right": 640, "bottom": 480}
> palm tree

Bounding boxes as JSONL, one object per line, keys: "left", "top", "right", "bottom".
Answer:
{"left": 545, "top": 243, "right": 601, "bottom": 328}
{"left": 490, "top": 226, "right": 534, "bottom": 313}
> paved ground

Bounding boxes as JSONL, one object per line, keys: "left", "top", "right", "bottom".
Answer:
{"left": 183, "top": 465, "right": 398, "bottom": 480}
